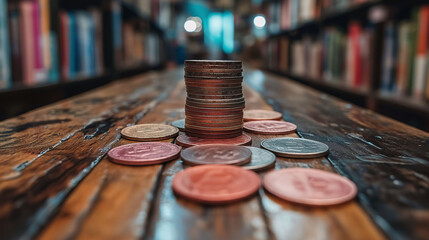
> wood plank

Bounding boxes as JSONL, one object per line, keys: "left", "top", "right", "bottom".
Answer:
{"left": 0, "top": 70, "right": 182, "bottom": 239}
{"left": 38, "top": 81, "right": 186, "bottom": 240}
{"left": 244, "top": 69, "right": 429, "bottom": 240}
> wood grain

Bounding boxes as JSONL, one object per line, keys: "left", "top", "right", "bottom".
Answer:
{"left": 0, "top": 70, "right": 182, "bottom": 239}
{"left": 244, "top": 69, "right": 429, "bottom": 240}
{"left": 1, "top": 67, "right": 426, "bottom": 240}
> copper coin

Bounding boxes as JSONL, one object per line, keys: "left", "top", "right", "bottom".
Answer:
{"left": 108, "top": 142, "right": 181, "bottom": 166}
{"left": 185, "top": 68, "right": 243, "bottom": 74}
{"left": 185, "top": 77, "right": 243, "bottom": 83}
{"left": 261, "top": 137, "right": 329, "bottom": 158}
{"left": 184, "top": 131, "right": 243, "bottom": 139}
{"left": 243, "top": 109, "right": 283, "bottom": 121}
{"left": 181, "top": 144, "right": 251, "bottom": 166}
{"left": 171, "top": 119, "right": 185, "bottom": 131}
{"left": 185, "top": 75, "right": 244, "bottom": 80}
{"left": 172, "top": 165, "right": 260, "bottom": 204}
{"left": 244, "top": 120, "right": 297, "bottom": 135}
{"left": 121, "top": 124, "right": 179, "bottom": 141}
{"left": 176, "top": 133, "right": 252, "bottom": 147}
{"left": 263, "top": 168, "right": 357, "bottom": 206}
{"left": 185, "top": 60, "right": 242, "bottom": 67}
{"left": 241, "top": 147, "right": 276, "bottom": 171}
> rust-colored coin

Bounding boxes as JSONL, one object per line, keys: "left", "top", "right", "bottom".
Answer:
{"left": 185, "top": 68, "right": 243, "bottom": 74}
{"left": 121, "top": 124, "right": 179, "bottom": 141}
{"left": 172, "top": 165, "right": 260, "bottom": 204}
{"left": 108, "top": 142, "right": 181, "bottom": 165}
{"left": 243, "top": 109, "right": 283, "bottom": 121}
{"left": 243, "top": 120, "right": 297, "bottom": 135}
{"left": 171, "top": 119, "right": 185, "bottom": 131}
{"left": 181, "top": 144, "right": 251, "bottom": 166}
{"left": 263, "top": 168, "right": 358, "bottom": 206}
{"left": 176, "top": 133, "right": 252, "bottom": 147}
{"left": 185, "top": 59, "right": 242, "bottom": 65}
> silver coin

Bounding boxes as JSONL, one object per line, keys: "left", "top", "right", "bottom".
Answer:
{"left": 241, "top": 147, "right": 276, "bottom": 171}
{"left": 171, "top": 119, "right": 185, "bottom": 131}
{"left": 261, "top": 137, "right": 329, "bottom": 158}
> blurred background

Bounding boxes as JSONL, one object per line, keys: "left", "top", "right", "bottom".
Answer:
{"left": 0, "top": 0, "right": 428, "bottom": 131}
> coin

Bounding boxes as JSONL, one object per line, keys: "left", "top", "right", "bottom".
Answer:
{"left": 263, "top": 168, "right": 357, "bottom": 206}
{"left": 244, "top": 120, "right": 296, "bottom": 135}
{"left": 171, "top": 119, "right": 185, "bottom": 131}
{"left": 241, "top": 147, "right": 276, "bottom": 171}
{"left": 243, "top": 109, "right": 282, "bottom": 121}
{"left": 172, "top": 165, "right": 260, "bottom": 204}
{"left": 261, "top": 137, "right": 329, "bottom": 158}
{"left": 185, "top": 59, "right": 242, "bottom": 66}
{"left": 121, "top": 124, "right": 179, "bottom": 141}
{"left": 175, "top": 133, "right": 252, "bottom": 147}
{"left": 181, "top": 144, "right": 251, "bottom": 166}
{"left": 108, "top": 142, "right": 181, "bottom": 165}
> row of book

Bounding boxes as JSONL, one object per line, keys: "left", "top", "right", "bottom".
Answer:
{"left": 59, "top": 9, "right": 104, "bottom": 80}
{"left": 381, "top": 6, "right": 429, "bottom": 99}
{"left": 119, "top": 22, "right": 162, "bottom": 68}
{"left": 0, "top": 0, "right": 165, "bottom": 90}
{"left": 267, "top": 0, "right": 369, "bottom": 32}
{"left": 112, "top": 2, "right": 162, "bottom": 70}
{"left": 0, "top": 0, "right": 59, "bottom": 89}
{"left": 266, "top": 21, "right": 373, "bottom": 89}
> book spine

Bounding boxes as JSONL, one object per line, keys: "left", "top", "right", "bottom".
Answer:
{"left": 412, "top": 6, "right": 429, "bottom": 98}
{"left": 32, "top": 0, "right": 45, "bottom": 83}
{"left": 20, "top": 2, "right": 35, "bottom": 85}
{"left": 59, "top": 11, "right": 69, "bottom": 80}
{"left": 39, "top": 0, "right": 51, "bottom": 72}
{"left": 8, "top": 3, "right": 22, "bottom": 84}
{"left": 0, "top": 0, "right": 11, "bottom": 89}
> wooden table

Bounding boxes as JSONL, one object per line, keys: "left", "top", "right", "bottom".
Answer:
{"left": 1, "top": 68, "right": 428, "bottom": 240}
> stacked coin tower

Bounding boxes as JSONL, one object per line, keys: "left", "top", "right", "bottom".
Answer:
{"left": 184, "top": 60, "right": 244, "bottom": 139}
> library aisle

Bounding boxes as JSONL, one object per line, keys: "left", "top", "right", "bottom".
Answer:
{"left": 0, "top": 0, "right": 428, "bottom": 240}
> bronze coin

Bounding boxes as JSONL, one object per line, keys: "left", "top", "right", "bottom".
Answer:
{"left": 187, "top": 93, "right": 244, "bottom": 100}
{"left": 172, "top": 165, "right": 260, "bottom": 204}
{"left": 185, "top": 124, "right": 243, "bottom": 131}
{"left": 185, "top": 77, "right": 243, "bottom": 83}
{"left": 181, "top": 144, "right": 252, "bottom": 166}
{"left": 108, "top": 142, "right": 181, "bottom": 166}
{"left": 243, "top": 109, "right": 283, "bottom": 121}
{"left": 263, "top": 168, "right": 357, "bottom": 206}
{"left": 185, "top": 59, "right": 242, "bottom": 66}
{"left": 185, "top": 68, "right": 242, "bottom": 73}
{"left": 184, "top": 132, "right": 243, "bottom": 139}
{"left": 186, "top": 104, "right": 244, "bottom": 113}
{"left": 185, "top": 75, "right": 245, "bottom": 80}
{"left": 121, "top": 124, "right": 179, "bottom": 141}
{"left": 243, "top": 120, "right": 297, "bottom": 135}
{"left": 176, "top": 133, "right": 252, "bottom": 147}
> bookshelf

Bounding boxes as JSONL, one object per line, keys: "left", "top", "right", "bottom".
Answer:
{"left": 0, "top": 0, "right": 166, "bottom": 120}
{"left": 263, "top": 0, "right": 429, "bottom": 130}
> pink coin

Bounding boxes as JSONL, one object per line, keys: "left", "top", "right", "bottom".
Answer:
{"left": 175, "top": 133, "right": 252, "bottom": 147}
{"left": 108, "top": 142, "right": 181, "bottom": 166}
{"left": 263, "top": 168, "right": 357, "bottom": 206}
{"left": 243, "top": 120, "right": 297, "bottom": 134}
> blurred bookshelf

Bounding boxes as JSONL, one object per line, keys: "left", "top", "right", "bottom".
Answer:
{"left": 262, "top": 0, "right": 429, "bottom": 131}
{"left": 0, "top": 0, "right": 167, "bottom": 119}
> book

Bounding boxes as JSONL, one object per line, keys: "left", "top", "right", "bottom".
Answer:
{"left": 412, "top": 6, "right": 429, "bottom": 99}
{"left": 0, "top": 0, "right": 11, "bottom": 89}
{"left": 20, "top": 1, "right": 35, "bottom": 85}
{"left": 59, "top": 11, "right": 70, "bottom": 79}
{"left": 8, "top": 2, "right": 22, "bottom": 83}
{"left": 396, "top": 21, "right": 412, "bottom": 95}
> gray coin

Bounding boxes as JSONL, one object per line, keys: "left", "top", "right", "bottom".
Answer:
{"left": 171, "top": 119, "right": 185, "bottom": 131}
{"left": 261, "top": 137, "right": 329, "bottom": 158}
{"left": 241, "top": 147, "right": 276, "bottom": 171}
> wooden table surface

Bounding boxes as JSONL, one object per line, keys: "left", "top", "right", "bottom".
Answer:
{"left": 0, "top": 68, "right": 428, "bottom": 240}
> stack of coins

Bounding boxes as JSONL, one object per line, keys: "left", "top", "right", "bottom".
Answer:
{"left": 184, "top": 60, "right": 244, "bottom": 139}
